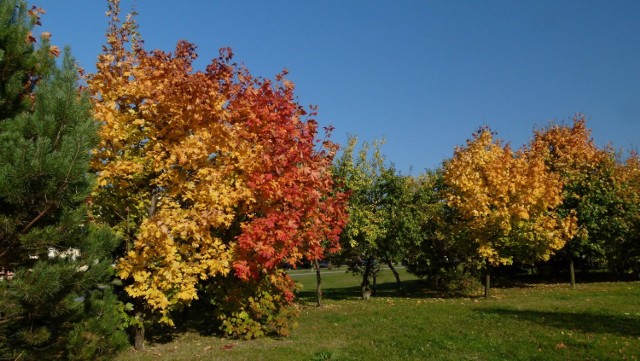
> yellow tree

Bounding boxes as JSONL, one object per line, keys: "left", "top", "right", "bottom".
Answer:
{"left": 89, "top": 4, "right": 248, "bottom": 348}
{"left": 444, "top": 127, "right": 576, "bottom": 297}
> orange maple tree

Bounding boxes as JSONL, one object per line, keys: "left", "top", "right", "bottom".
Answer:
{"left": 89, "top": 0, "right": 347, "bottom": 337}
{"left": 530, "top": 115, "right": 607, "bottom": 183}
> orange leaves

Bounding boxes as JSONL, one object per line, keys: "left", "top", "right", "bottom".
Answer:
{"left": 529, "top": 115, "right": 620, "bottom": 264}
{"left": 444, "top": 127, "right": 575, "bottom": 266}
{"left": 531, "top": 115, "right": 606, "bottom": 180}
{"left": 48, "top": 45, "right": 60, "bottom": 57}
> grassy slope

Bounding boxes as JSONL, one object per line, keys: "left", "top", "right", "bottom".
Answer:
{"left": 116, "top": 268, "right": 640, "bottom": 361}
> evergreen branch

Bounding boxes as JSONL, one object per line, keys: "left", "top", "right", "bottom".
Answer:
{"left": 52, "top": 123, "right": 66, "bottom": 151}
{"left": 3, "top": 137, "right": 84, "bottom": 244}
{"left": 17, "top": 201, "right": 54, "bottom": 236}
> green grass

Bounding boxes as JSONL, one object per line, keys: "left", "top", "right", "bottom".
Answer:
{"left": 116, "top": 268, "right": 640, "bottom": 361}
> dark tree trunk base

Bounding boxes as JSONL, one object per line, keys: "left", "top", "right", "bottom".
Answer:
{"left": 314, "top": 259, "right": 323, "bottom": 307}
{"left": 134, "top": 323, "right": 145, "bottom": 351}
{"left": 361, "top": 257, "right": 373, "bottom": 300}
{"left": 484, "top": 263, "right": 491, "bottom": 299}
{"left": 570, "top": 259, "right": 576, "bottom": 289}
{"left": 387, "top": 261, "right": 404, "bottom": 296}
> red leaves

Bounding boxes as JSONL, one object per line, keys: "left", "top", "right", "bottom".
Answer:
{"left": 233, "top": 260, "right": 251, "bottom": 281}
{"left": 227, "top": 70, "right": 348, "bottom": 280}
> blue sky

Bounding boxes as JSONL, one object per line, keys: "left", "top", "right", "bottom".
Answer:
{"left": 34, "top": 0, "right": 639, "bottom": 173}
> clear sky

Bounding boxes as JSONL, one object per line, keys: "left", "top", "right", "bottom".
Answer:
{"left": 34, "top": 0, "right": 639, "bottom": 174}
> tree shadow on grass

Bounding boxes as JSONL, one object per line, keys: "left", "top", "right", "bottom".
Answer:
{"left": 474, "top": 308, "right": 640, "bottom": 338}
{"left": 297, "top": 278, "right": 457, "bottom": 303}
{"left": 144, "top": 300, "right": 221, "bottom": 345}
{"left": 144, "top": 279, "right": 443, "bottom": 345}
{"left": 491, "top": 271, "right": 639, "bottom": 289}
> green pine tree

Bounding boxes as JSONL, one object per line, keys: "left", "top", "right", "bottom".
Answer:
{"left": 0, "top": 0, "right": 52, "bottom": 120}
{"left": 0, "top": 1, "right": 128, "bottom": 359}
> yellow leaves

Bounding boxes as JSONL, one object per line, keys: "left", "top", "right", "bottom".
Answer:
{"left": 131, "top": 270, "right": 151, "bottom": 283}
{"left": 113, "top": 196, "right": 236, "bottom": 315}
{"left": 478, "top": 245, "right": 497, "bottom": 260}
{"left": 445, "top": 127, "right": 573, "bottom": 266}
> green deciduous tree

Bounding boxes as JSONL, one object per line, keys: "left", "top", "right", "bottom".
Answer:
{"left": 375, "top": 170, "right": 415, "bottom": 295}
{"left": 402, "top": 169, "right": 482, "bottom": 294}
{"left": 0, "top": 1, "right": 127, "bottom": 359}
{"left": 333, "top": 136, "right": 416, "bottom": 298}
{"left": 604, "top": 152, "right": 640, "bottom": 275}
{"left": 333, "top": 136, "right": 386, "bottom": 298}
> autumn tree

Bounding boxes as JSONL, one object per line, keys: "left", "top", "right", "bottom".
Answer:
{"left": 89, "top": 0, "right": 346, "bottom": 343}
{"left": 530, "top": 116, "right": 616, "bottom": 286}
{"left": 444, "top": 127, "right": 576, "bottom": 297}
{"left": 205, "top": 60, "right": 347, "bottom": 332}
{"left": 0, "top": 1, "right": 127, "bottom": 359}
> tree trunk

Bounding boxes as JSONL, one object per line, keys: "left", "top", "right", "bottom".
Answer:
{"left": 133, "top": 314, "right": 145, "bottom": 350}
{"left": 148, "top": 190, "right": 158, "bottom": 217}
{"left": 386, "top": 260, "right": 404, "bottom": 296}
{"left": 125, "top": 206, "right": 131, "bottom": 252}
{"left": 361, "top": 257, "right": 373, "bottom": 300}
{"left": 372, "top": 267, "right": 378, "bottom": 297}
{"left": 314, "top": 259, "right": 322, "bottom": 307}
{"left": 484, "top": 261, "right": 491, "bottom": 299}
{"left": 131, "top": 191, "right": 152, "bottom": 350}
{"left": 569, "top": 258, "right": 576, "bottom": 289}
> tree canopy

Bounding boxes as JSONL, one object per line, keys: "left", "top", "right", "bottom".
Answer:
{"left": 89, "top": 0, "right": 347, "bottom": 336}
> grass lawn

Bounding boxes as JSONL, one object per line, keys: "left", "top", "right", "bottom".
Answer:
{"left": 116, "top": 267, "right": 640, "bottom": 361}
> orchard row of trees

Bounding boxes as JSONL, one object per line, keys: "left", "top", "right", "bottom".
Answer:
{"left": 1, "top": 0, "right": 638, "bottom": 359}
{"left": 334, "top": 119, "right": 639, "bottom": 300}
